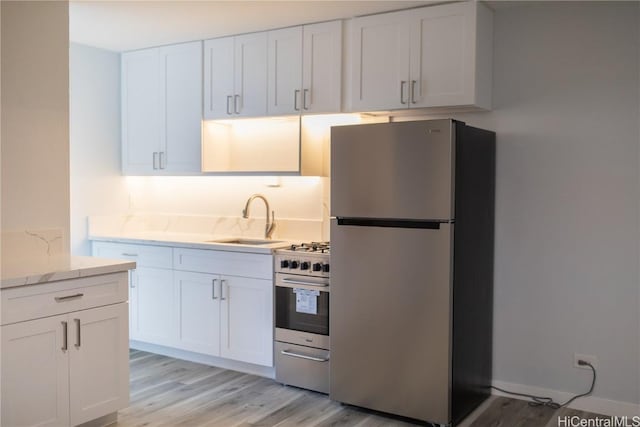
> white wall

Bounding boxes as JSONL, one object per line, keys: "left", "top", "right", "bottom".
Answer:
{"left": 70, "top": 43, "right": 128, "bottom": 255}
{"left": 1, "top": 1, "right": 70, "bottom": 255}
{"left": 447, "top": 1, "right": 639, "bottom": 406}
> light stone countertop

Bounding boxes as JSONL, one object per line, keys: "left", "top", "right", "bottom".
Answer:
{"left": 89, "top": 231, "right": 294, "bottom": 254}
{"left": 1, "top": 255, "right": 137, "bottom": 289}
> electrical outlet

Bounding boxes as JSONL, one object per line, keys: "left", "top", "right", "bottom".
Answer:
{"left": 574, "top": 353, "right": 598, "bottom": 370}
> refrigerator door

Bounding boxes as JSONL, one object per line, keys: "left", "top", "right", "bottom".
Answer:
{"left": 331, "top": 119, "right": 455, "bottom": 220}
{"left": 330, "top": 219, "right": 453, "bottom": 424}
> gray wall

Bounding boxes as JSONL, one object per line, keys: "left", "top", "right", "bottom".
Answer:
{"left": 449, "top": 1, "right": 639, "bottom": 404}
{"left": 70, "top": 43, "right": 128, "bottom": 255}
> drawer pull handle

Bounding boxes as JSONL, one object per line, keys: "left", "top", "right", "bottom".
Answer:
{"left": 281, "top": 350, "right": 329, "bottom": 363}
{"left": 61, "top": 321, "right": 68, "bottom": 351}
{"left": 121, "top": 253, "right": 138, "bottom": 257}
{"left": 55, "top": 293, "right": 84, "bottom": 302}
{"left": 212, "top": 279, "right": 218, "bottom": 300}
{"left": 74, "top": 318, "right": 81, "bottom": 348}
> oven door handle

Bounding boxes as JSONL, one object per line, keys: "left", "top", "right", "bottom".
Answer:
{"left": 281, "top": 278, "right": 328, "bottom": 287}
{"left": 281, "top": 349, "right": 330, "bottom": 362}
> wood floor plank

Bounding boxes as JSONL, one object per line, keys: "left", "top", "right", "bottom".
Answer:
{"left": 116, "top": 351, "right": 604, "bottom": 427}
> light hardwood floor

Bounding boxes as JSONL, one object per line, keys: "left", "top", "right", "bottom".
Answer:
{"left": 116, "top": 350, "right": 603, "bottom": 427}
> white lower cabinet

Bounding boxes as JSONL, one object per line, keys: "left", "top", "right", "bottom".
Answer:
{"left": 92, "top": 241, "right": 275, "bottom": 368}
{"left": 174, "top": 261, "right": 273, "bottom": 367}
{"left": 1, "top": 276, "right": 129, "bottom": 427}
{"left": 134, "top": 267, "right": 177, "bottom": 346}
{"left": 219, "top": 275, "right": 272, "bottom": 366}
{"left": 175, "top": 270, "right": 221, "bottom": 356}
{"left": 2, "top": 314, "right": 70, "bottom": 427}
{"left": 69, "top": 304, "right": 130, "bottom": 425}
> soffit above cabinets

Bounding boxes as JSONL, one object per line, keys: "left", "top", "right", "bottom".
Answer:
{"left": 69, "top": 0, "right": 436, "bottom": 52}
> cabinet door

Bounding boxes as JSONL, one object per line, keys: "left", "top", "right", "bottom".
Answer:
{"left": 122, "top": 48, "right": 161, "bottom": 173}
{"left": 136, "top": 266, "right": 178, "bottom": 346}
{"left": 267, "top": 26, "right": 302, "bottom": 116}
{"left": 408, "top": 2, "right": 476, "bottom": 107}
{"left": 160, "top": 41, "right": 203, "bottom": 173}
{"left": 175, "top": 271, "right": 221, "bottom": 356}
{"left": 129, "top": 269, "right": 139, "bottom": 340}
{"left": 234, "top": 32, "right": 268, "bottom": 117}
{"left": 1, "top": 315, "right": 70, "bottom": 427}
{"left": 351, "top": 10, "right": 410, "bottom": 111}
{"left": 220, "top": 276, "right": 273, "bottom": 366}
{"left": 302, "top": 20, "right": 342, "bottom": 113}
{"left": 69, "top": 303, "right": 129, "bottom": 425}
{"left": 203, "top": 36, "right": 236, "bottom": 119}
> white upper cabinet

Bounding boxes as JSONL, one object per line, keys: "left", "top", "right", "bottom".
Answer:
{"left": 351, "top": 1, "right": 493, "bottom": 112}
{"left": 204, "top": 33, "right": 268, "bottom": 119}
{"left": 267, "top": 21, "right": 342, "bottom": 116}
{"left": 161, "top": 42, "right": 203, "bottom": 173}
{"left": 121, "top": 48, "right": 161, "bottom": 173}
{"left": 122, "top": 41, "right": 202, "bottom": 174}
{"left": 267, "top": 27, "right": 303, "bottom": 115}
{"left": 351, "top": 10, "right": 410, "bottom": 111}
{"left": 302, "top": 20, "right": 343, "bottom": 113}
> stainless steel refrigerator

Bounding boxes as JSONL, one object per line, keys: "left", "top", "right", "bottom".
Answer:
{"left": 330, "top": 119, "right": 495, "bottom": 426}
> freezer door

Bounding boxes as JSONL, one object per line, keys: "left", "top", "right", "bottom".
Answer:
{"left": 329, "top": 219, "right": 453, "bottom": 424}
{"left": 331, "top": 119, "right": 455, "bottom": 220}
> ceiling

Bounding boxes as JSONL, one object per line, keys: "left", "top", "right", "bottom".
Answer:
{"left": 69, "top": 1, "right": 437, "bottom": 52}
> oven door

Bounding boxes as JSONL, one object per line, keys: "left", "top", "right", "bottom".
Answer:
{"left": 275, "top": 275, "right": 329, "bottom": 339}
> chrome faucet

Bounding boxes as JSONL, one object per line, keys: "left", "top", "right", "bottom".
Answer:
{"left": 242, "top": 194, "right": 276, "bottom": 239}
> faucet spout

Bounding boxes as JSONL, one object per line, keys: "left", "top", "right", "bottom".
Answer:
{"left": 242, "top": 194, "right": 276, "bottom": 239}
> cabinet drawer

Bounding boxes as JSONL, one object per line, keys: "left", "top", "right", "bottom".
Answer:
{"left": 1, "top": 272, "right": 129, "bottom": 325}
{"left": 92, "top": 242, "right": 172, "bottom": 269}
{"left": 173, "top": 248, "right": 272, "bottom": 279}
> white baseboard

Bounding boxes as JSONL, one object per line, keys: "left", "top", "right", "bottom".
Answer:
{"left": 130, "top": 340, "right": 276, "bottom": 379}
{"left": 491, "top": 380, "right": 640, "bottom": 417}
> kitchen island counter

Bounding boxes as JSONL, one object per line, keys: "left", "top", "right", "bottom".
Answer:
{"left": 1, "top": 254, "right": 136, "bottom": 289}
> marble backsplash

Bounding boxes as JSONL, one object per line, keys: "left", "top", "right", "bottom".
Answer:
{"left": 1, "top": 228, "right": 65, "bottom": 260}
{"left": 89, "top": 214, "right": 326, "bottom": 243}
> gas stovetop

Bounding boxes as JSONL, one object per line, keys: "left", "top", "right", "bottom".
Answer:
{"left": 275, "top": 242, "right": 330, "bottom": 277}
{"left": 279, "top": 241, "right": 330, "bottom": 254}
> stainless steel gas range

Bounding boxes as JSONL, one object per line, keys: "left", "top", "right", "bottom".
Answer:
{"left": 274, "top": 242, "right": 330, "bottom": 394}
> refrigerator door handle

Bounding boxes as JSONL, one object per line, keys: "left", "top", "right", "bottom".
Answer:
{"left": 336, "top": 218, "right": 444, "bottom": 229}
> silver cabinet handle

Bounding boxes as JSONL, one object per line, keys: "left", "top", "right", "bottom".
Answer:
{"left": 121, "top": 253, "right": 138, "bottom": 257}
{"left": 55, "top": 293, "right": 84, "bottom": 302}
{"left": 281, "top": 350, "right": 329, "bottom": 362}
{"left": 234, "top": 95, "right": 240, "bottom": 114}
{"left": 130, "top": 271, "right": 136, "bottom": 289}
{"left": 61, "top": 321, "right": 68, "bottom": 351}
{"left": 74, "top": 318, "right": 81, "bottom": 348}
{"left": 159, "top": 151, "right": 166, "bottom": 169}
{"left": 226, "top": 95, "right": 233, "bottom": 115}
{"left": 303, "top": 89, "right": 309, "bottom": 110}
{"left": 294, "top": 89, "right": 300, "bottom": 111}
{"left": 212, "top": 279, "right": 218, "bottom": 300}
{"left": 153, "top": 152, "right": 159, "bottom": 169}
{"left": 400, "top": 81, "right": 407, "bottom": 104}
{"left": 281, "top": 278, "right": 328, "bottom": 287}
{"left": 220, "top": 279, "right": 227, "bottom": 301}
{"left": 410, "top": 80, "right": 417, "bottom": 104}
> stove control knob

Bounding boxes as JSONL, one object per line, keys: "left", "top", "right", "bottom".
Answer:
{"left": 312, "top": 263, "right": 322, "bottom": 272}
{"left": 322, "top": 264, "right": 330, "bottom": 273}
{"left": 290, "top": 260, "right": 299, "bottom": 269}
{"left": 280, "top": 260, "right": 289, "bottom": 268}
{"left": 300, "top": 261, "right": 310, "bottom": 270}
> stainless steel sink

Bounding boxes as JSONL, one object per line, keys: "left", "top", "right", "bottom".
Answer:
{"left": 206, "top": 238, "right": 283, "bottom": 246}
